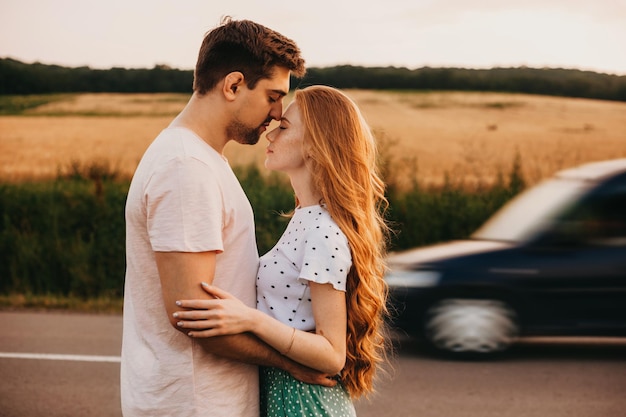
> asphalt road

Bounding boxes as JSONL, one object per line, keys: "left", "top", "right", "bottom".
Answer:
{"left": 1, "top": 311, "right": 625, "bottom": 417}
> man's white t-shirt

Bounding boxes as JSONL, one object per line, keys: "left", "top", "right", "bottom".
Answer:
{"left": 121, "top": 127, "right": 260, "bottom": 417}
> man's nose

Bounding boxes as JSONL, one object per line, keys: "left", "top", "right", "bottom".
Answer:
{"left": 269, "top": 102, "right": 283, "bottom": 121}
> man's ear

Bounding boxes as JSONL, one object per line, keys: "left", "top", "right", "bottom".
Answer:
{"left": 223, "top": 71, "right": 245, "bottom": 101}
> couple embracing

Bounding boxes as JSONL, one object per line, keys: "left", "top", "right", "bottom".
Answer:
{"left": 122, "top": 17, "right": 390, "bottom": 417}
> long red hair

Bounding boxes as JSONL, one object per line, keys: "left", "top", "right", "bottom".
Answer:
{"left": 295, "top": 85, "right": 390, "bottom": 397}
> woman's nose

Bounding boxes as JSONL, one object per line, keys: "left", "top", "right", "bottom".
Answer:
{"left": 266, "top": 128, "right": 276, "bottom": 142}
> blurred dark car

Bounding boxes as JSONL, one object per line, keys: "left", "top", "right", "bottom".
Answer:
{"left": 386, "top": 158, "right": 626, "bottom": 357}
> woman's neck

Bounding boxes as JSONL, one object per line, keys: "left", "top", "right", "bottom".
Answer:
{"left": 289, "top": 171, "right": 321, "bottom": 208}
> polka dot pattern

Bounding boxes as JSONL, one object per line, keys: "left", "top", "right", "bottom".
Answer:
{"left": 260, "top": 367, "right": 356, "bottom": 417}
{"left": 256, "top": 205, "right": 352, "bottom": 331}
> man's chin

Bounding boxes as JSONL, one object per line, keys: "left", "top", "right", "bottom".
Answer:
{"left": 236, "top": 134, "right": 261, "bottom": 146}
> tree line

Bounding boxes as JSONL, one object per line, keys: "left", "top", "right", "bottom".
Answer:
{"left": 1, "top": 57, "right": 625, "bottom": 101}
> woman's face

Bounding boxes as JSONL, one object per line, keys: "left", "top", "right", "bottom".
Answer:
{"left": 264, "top": 101, "right": 307, "bottom": 174}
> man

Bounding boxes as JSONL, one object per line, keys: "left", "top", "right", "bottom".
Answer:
{"left": 121, "top": 17, "right": 331, "bottom": 417}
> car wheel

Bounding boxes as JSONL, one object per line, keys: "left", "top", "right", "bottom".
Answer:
{"left": 424, "top": 298, "right": 519, "bottom": 356}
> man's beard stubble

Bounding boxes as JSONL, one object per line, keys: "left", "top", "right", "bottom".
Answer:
{"left": 226, "top": 118, "right": 267, "bottom": 145}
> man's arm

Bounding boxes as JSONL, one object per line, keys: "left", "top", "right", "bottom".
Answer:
{"left": 154, "top": 251, "right": 335, "bottom": 386}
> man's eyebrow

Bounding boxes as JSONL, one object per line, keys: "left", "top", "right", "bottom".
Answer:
{"left": 270, "top": 89, "right": 288, "bottom": 97}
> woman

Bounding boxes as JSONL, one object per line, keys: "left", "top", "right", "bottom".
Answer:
{"left": 174, "top": 85, "right": 390, "bottom": 416}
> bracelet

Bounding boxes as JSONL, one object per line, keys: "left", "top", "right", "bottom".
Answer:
{"left": 281, "top": 328, "right": 296, "bottom": 355}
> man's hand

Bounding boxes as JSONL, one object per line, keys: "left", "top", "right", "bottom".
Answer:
{"left": 285, "top": 362, "right": 338, "bottom": 387}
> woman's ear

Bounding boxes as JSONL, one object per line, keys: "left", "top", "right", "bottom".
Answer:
{"left": 222, "top": 72, "right": 244, "bottom": 101}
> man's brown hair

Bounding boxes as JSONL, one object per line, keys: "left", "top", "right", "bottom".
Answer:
{"left": 193, "top": 17, "right": 306, "bottom": 94}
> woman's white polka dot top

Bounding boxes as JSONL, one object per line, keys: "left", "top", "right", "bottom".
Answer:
{"left": 256, "top": 204, "right": 352, "bottom": 331}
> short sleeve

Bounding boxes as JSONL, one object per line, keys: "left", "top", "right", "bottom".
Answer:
{"left": 299, "top": 225, "right": 352, "bottom": 291}
{"left": 146, "top": 157, "right": 224, "bottom": 253}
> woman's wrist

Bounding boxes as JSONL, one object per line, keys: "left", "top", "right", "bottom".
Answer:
{"left": 248, "top": 308, "right": 267, "bottom": 334}
{"left": 281, "top": 327, "right": 296, "bottom": 355}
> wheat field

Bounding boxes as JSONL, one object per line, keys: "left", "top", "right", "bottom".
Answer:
{"left": 1, "top": 91, "right": 625, "bottom": 185}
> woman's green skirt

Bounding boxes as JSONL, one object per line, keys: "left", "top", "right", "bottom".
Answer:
{"left": 260, "top": 367, "right": 356, "bottom": 417}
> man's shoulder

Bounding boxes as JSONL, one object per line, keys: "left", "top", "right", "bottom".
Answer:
{"left": 142, "top": 128, "right": 223, "bottom": 170}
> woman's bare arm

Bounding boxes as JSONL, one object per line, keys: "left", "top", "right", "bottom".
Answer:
{"left": 175, "top": 282, "right": 347, "bottom": 375}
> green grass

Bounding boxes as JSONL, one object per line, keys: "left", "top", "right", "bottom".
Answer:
{"left": 0, "top": 154, "right": 525, "bottom": 311}
{"left": 0, "top": 93, "right": 189, "bottom": 116}
{"left": 0, "top": 94, "right": 72, "bottom": 115}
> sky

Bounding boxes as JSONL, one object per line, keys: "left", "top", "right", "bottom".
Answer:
{"left": 1, "top": 0, "right": 626, "bottom": 75}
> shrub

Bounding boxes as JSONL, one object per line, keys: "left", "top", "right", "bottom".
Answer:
{"left": 0, "top": 158, "right": 525, "bottom": 299}
{"left": 0, "top": 178, "right": 126, "bottom": 297}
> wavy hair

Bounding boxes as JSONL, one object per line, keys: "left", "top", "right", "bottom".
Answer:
{"left": 294, "top": 85, "right": 390, "bottom": 398}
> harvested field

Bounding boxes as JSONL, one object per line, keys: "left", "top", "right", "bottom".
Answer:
{"left": 1, "top": 91, "right": 625, "bottom": 185}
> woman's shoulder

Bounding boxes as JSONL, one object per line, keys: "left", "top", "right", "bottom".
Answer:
{"left": 296, "top": 205, "right": 338, "bottom": 228}
{"left": 294, "top": 205, "right": 347, "bottom": 245}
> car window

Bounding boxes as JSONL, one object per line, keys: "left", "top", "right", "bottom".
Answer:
{"left": 555, "top": 186, "right": 626, "bottom": 246}
{"left": 472, "top": 178, "right": 589, "bottom": 243}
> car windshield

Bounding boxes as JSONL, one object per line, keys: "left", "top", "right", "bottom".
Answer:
{"left": 472, "top": 177, "right": 591, "bottom": 242}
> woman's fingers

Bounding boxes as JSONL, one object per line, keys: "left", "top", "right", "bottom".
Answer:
{"left": 175, "top": 317, "right": 221, "bottom": 332}
{"left": 187, "top": 329, "right": 219, "bottom": 338}
{"left": 175, "top": 299, "right": 216, "bottom": 309}
{"left": 200, "top": 282, "right": 236, "bottom": 300}
{"left": 172, "top": 290, "right": 251, "bottom": 336}
{"left": 176, "top": 318, "right": 222, "bottom": 330}
{"left": 175, "top": 317, "right": 240, "bottom": 338}
{"left": 172, "top": 306, "right": 215, "bottom": 320}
